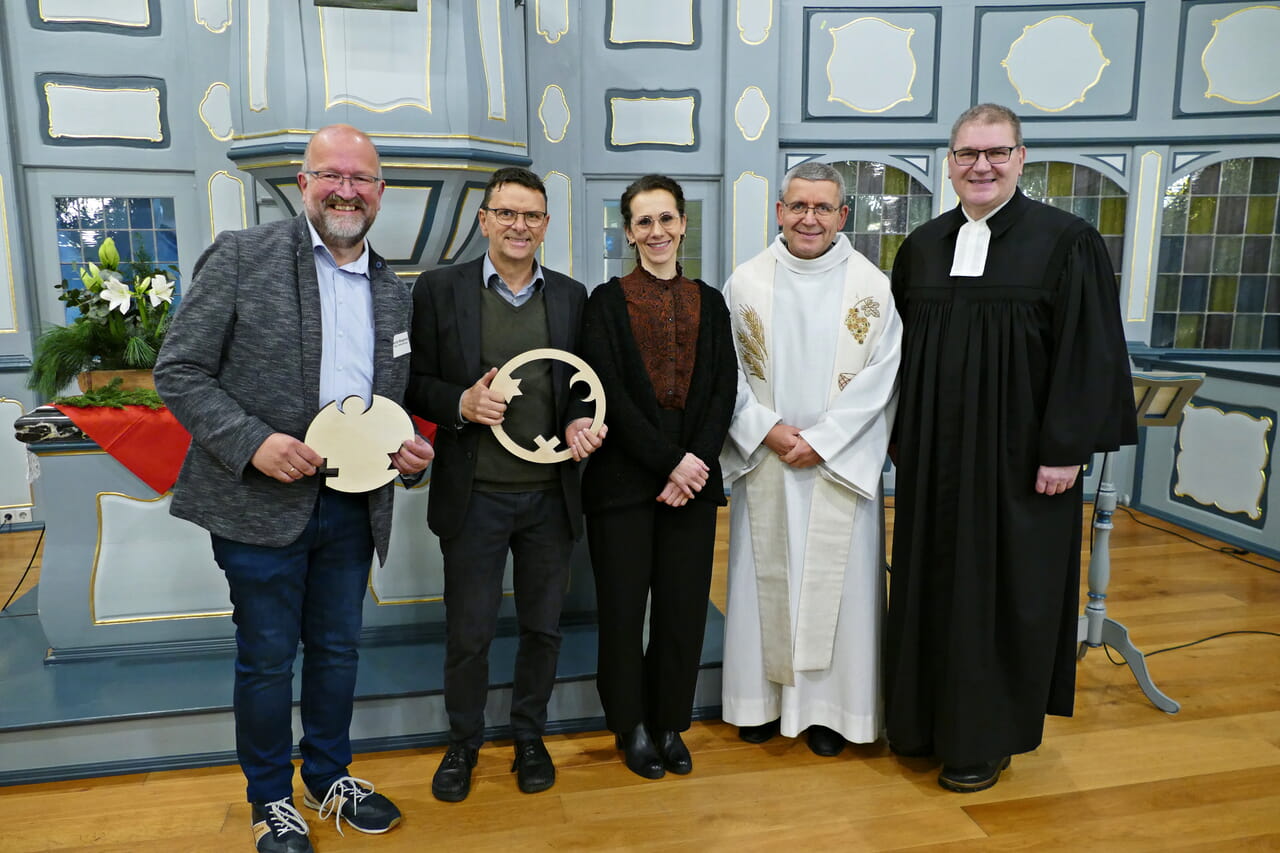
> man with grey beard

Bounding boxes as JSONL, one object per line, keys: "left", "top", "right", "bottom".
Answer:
{"left": 156, "top": 124, "right": 433, "bottom": 853}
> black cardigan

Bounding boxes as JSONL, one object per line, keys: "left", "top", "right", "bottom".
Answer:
{"left": 580, "top": 276, "right": 738, "bottom": 514}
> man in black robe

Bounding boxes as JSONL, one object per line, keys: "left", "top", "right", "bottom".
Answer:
{"left": 885, "top": 103, "right": 1137, "bottom": 793}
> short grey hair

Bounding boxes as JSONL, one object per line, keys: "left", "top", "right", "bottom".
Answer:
{"left": 779, "top": 161, "right": 846, "bottom": 202}
{"left": 949, "top": 103, "right": 1023, "bottom": 148}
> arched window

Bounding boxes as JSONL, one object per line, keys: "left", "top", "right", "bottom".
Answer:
{"left": 1154, "top": 157, "right": 1279, "bottom": 350}
{"left": 1020, "top": 161, "right": 1127, "bottom": 293}
{"left": 830, "top": 161, "right": 932, "bottom": 273}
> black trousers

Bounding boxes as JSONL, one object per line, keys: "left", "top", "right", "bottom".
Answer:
{"left": 586, "top": 498, "right": 717, "bottom": 734}
{"left": 439, "top": 489, "right": 574, "bottom": 748}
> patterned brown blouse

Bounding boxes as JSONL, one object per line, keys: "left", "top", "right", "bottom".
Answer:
{"left": 619, "top": 264, "right": 701, "bottom": 410}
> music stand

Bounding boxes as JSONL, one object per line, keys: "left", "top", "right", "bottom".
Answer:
{"left": 1076, "top": 371, "right": 1205, "bottom": 714}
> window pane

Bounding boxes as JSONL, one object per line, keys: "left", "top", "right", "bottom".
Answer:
{"left": 1155, "top": 157, "right": 1280, "bottom": 351}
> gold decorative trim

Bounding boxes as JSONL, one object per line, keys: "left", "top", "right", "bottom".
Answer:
{"left": 736, "top": 305, "right": 768, "bottom": 381}
{"left": 1202, "top": 5, "right": 1280, "bottom": 105}
{"left": 540, "top": 170, "right": 573, "bottom": 276}
{"left": 608, "top": 96, "right": 697, "bottom": 147}
{"left": 538, "top": 84, "right": 571, "bottom": 143}
{"left": 734, "top": 86, "right": 770, "bottom": 141}
{"left": 232, "top": 127, "right": 525, "bottom": 148}
{"left": 319, "top": 2, "right": 432, "bottom": 113}
{"left": 237, "top": 159, "right": 502, "bottom": 174}
{"left": 535, "top": 0, "right": 569, "bottom": 44}
{"left": 193, "top": 0, "right": 232, "bottom": 33}
{"left": 1173, "top": 403, "right": 1272, "bottom": 521}
{"left": 441, "top": 186, "right": 486, "bottom": 263}
{"left": 90, "top": 491, "right": 233, "bottom": 624}
{"left": 207, "top": 170, "right": 247, "bottom": 240}
{"left": 732, "top": 171, "right": 769, "bottom": 269}
{"left": 1002, "top": 15, "right": 1110, "bottom": 113}
{"left": 477, "top": 0, "right": 507, "bottom": 121}
{"left": 43, "top": 82, "right": 163, "bottom": 142}
{"left": 610, "top": 0, "right": 695, "bottom": 45}
{"left": 198, "top": 82, "right": 234, "bottom": 141}
{"left": 826, "top": 17, "right": 916, "bottom": 113}
{"left": 737, "top": 0, "right": 773, "bottom": 45}
{"left": 1125, "top": 150, "right": 1162, "bottom": 323}
{"left": 0, "top": 178, "right": 18, "bottom": 334}
{"left": 38, "top": 0, "right": 150, "bottom": 26}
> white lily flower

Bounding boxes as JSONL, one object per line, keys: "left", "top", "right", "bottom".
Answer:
{"left": 101, "top": 277, "right": 134, "bottom": 314}
{"left": 145, "top": 274, "right": 174, "bottom": 307}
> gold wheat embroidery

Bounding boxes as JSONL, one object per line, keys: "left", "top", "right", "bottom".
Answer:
{"left": 736, "top": 305, "right": 768, "bottom": 381}
{"left": 845, "top": 297, "right": 881, "bottom": 344}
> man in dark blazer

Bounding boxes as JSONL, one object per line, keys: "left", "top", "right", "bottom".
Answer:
{"left": 155, "top": 124, "right": 432, "bottom": 853}
{"left": 407, "top": 167, "right": 604, "bottom": 803}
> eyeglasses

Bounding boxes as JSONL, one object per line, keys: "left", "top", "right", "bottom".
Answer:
{"left": 482, "top": 207, "right": 547, "bottom": 226}
{"left": 782, "top": 201, "right": 841, "bottom": 218}
{"left": 304, "top": 170, "right": 382, "bottom": 188}
{"left": 950, "top": 146, "right": 1017, "bottom": 166}
{"left": 631, "top": 212, "right": 681, "bottom": 230}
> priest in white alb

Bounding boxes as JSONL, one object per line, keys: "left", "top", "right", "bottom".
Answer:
{"left": 720, "top": 161, "right": 902, "bottom": 757}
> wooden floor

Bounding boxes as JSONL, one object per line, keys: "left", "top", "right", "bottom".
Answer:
{"left": 1, "top": 504, "right": 1278, "bottom": 851}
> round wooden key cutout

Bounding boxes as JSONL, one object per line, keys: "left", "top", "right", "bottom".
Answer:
{"left": 304, "top": 394, "right": 415, "bottom": 493}
{"left": 490, "top": 348, "right": 607, "bottom": 464}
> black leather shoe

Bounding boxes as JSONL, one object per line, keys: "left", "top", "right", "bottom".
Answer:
{"left": 615, "top": 723, "right": 665, "bottom": 779}
{"left": 511, "top": 737, "right": 556, "bottom": 793}
{"left": 654, "top": 729, "right": 692, "bottom": 775}
{"left": 738, "top": 719, "right": 780, "bottom": 744}
{"left": 806, "top": 725, "right": 845, "bottom": 757}
{"left": 431, "top": 744, "right": 478, "bottom": 803}
{"left": 938, "top": 756, "right": 1011, "bottom": 793}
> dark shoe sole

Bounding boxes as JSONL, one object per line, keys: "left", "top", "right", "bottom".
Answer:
{"left": 938, "top": 756, "right": 1011, "bottom": 793}
{"left": 431, "top": 784, "right": 470, "bottom": 803}
{"left": 738, "top": 720, "right": 780, "bottom": 744}
{"left": 807, "top": 737, "right": 845, "bottom": 757}
{"left": 515, "top": 775, "right": 555, "bottom": 794}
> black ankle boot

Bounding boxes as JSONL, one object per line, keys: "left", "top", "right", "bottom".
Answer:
{"left": 614, "top": 722, "right": 665, "bottom": 779}
{"left": 654, "top": 729, "right": 693, "bottom": 775}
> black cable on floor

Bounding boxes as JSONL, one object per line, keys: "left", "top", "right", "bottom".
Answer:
{"left": 1114, "top": 505, "right": 1280, "bottom": 574}
{"left": 0, "top": 524, "right": 44, "bottom": 616}
{"left": 1102, "top": 630, "right": 1280, "bottom": 665}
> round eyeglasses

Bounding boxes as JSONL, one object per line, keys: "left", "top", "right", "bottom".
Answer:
{"left": 631, "top": 212, "right": 681, "bottom": 230}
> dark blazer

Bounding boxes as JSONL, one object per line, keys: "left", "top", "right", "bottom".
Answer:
{"left": 406, "top": 256, "right": 588, "bottom": 539}
{"left": 154, "top": 214, "right": 412, "bottom": 563}
{"left": 579, "top": 276, "right": 737, "bottom": 515}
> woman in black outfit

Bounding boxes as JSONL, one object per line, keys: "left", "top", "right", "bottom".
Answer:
{"left": 581, "top": 175, "right": 737, "bottom": 779}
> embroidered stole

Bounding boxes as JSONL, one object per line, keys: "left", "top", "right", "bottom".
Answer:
{"left": 730, "top": 247, "right": 888, "bottom": 685}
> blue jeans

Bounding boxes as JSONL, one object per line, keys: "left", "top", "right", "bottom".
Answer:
{"left": 211, "top": 488, "right": 373, "bottom": 803}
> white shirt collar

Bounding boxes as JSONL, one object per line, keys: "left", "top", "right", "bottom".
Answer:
{"left": 950, "top": 195, "right": 1015, "bottom": 278}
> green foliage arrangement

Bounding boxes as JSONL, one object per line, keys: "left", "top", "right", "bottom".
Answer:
{"left": 27, "top": 236, "right": 177, "bottom": 400}
{"left": 54, "top": 377, "right": 165, "bottom": 410}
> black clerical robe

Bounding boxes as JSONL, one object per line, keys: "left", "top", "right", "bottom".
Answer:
{"left": 885, "top": 188, "right": 1137, "bottom": 767}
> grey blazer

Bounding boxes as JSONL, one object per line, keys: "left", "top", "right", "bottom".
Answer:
{"left": 154, "top": 214, "right": 412, "bottom": 562}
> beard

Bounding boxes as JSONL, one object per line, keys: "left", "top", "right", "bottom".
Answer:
{"left": 306, "top": 193, "right": 374, "bottom": 250}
